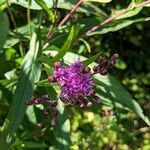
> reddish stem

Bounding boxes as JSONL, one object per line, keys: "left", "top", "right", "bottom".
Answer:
{"left": 86, "top": 0, "right": 150, "bottom": 35}
{"left": 59, "top": 0, "right": 83, "bottom": 26}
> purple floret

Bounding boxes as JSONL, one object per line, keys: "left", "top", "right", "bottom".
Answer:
{"left": 53, "top": 61, "right": 94, "bottom": 99}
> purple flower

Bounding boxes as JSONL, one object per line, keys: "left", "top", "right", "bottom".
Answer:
{"left": 49, "top": 61, "right": 100, "bottom": 108}
{"left": 55, "top": 61, "right": 93, "bottom": 96}
{"left": 26, "top": 54, "right": 118, "bottom": 126}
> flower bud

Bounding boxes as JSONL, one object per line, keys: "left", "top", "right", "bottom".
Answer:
{"left": 48, "top": 76, "right": 56, "bottom": 82}
{"left": 93, "top": 66, "right": 99, "bottom": 73}
{"left": 99, "top": 67, "right": 108, "bottom": 76}
{"left": 82, "top": 67, "right": 91, "bottom": 74}
{"left": 54, "top": 61, "right": 61, "bottom": 69}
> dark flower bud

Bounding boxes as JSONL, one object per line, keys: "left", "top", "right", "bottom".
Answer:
{"left": 42, "top": 95, "right": 49, "bottom": 102}
{"left": 51, "top": 100, "right": 58, "bottom": 107}
{"left": 92, "top": 96, "right": 101, "bottom": 104}
{"left": 34, "top": 98, "right": 42, "bottom": 104}
{"left": 78, "top": 94, "right": 84, "bottom": 99}
{"left": 99, "top": 67, "right": 108, "bottom": 76}
{"left": 54, "top": 61, "right": 61, "bottom": 69}
{"left": 88, "top": 89, "right": 96, "bottom": 96}
{"left": 25, "top": 99, "right": 34, "bottom": 106}
{"left": 93, "top": 66, "right": 99, "bottom": 73}
{"left": 98, "top": 56, "right": 107, "bottom": 67}
{"left": 107, "top": 53, "right": 119, "bottom": 68}
{"left": 111, "top": 53, "right": 119, "bottom": 61}
{"left": 51, "top": 111, "right": 58, "bottom": 126}
{"left": 48, "top": 76, "right": 56, "bottom": 82}
{"left": 82, "top": 67, "right": 91, "bottom": 74}
{"left": 44, "top": 108, "right": 51, "bottom": 115}
{"left": 51, "top": 118, "right": 56, "bottom": 126}
{"left": 79, "top": 99, "right": 92, "bottom": 108}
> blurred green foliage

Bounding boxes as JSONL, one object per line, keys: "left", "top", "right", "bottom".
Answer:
{"left": 0, "top": 0, "right": 150, "bottom": 149}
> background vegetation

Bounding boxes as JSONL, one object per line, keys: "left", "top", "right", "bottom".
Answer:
{"left": 0, "top": 0, "right": 150, "bottom": 149}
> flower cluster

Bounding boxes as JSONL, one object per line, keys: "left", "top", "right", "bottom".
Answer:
{"left": 25, "top": 54, "right": 119, "bottom": 126}
{"left": 25, "top": 95, "right": 58, "bottom": 126}
{"left": 48, "top": 61, "right": 100, "bottom": 108}
{"left": 93, "top": 54, "right": 119, "bottom": 75}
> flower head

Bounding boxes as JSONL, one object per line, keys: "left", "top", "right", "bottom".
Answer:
{"left": 26, "top": 54, "right": 119, "bottom": 126}
{"left": 54, "top": 61, "right": 93, "bottom": 97}
{"left": 49, "top": 60, "right": 101, "bottom": 108}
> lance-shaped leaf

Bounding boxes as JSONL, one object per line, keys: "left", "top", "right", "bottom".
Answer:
{"left": 0, "top": 32, "right": 42, "bottom": 149}
{"left": 53, "top": 99, "right": 70, "bottom": 150}
{"left": 60, "top": 52, "right": 150, "bottom": 126}
{"left": 34, "top": 0, "right": 55, "bottom": 22}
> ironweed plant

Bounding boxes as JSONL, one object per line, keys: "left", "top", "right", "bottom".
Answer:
{"left": 0, "top": 0, "right": 150, "bottom": 149}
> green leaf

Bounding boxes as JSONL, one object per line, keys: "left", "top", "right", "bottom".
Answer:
{"left": 0, "top": 13, "right": 9, "bottom": 51}
{"left": 57, "top": 52, "right": 150, "bottom": 126}
{"left": 12, "top": 0, "right": 89, "bottom": 14}
{"left": 115, "top": 0, "right": 143, "bottom": 20}
{"left": 53, "top": 99, "right": 70, "bottom": 150}
{"left": 0, "top": 0, "right": 6, "bottom": 11}
{"left": 83, "top": 52, "right": 101, "bottom": 66}
{"left": 83, "top": 2, "right": 108, "bottom": 17}
{"left": 4, "top": 37, "right": 19, "bottom": 49}
{"left": 34, "top": 0, "right": 55, "bottom": 22}
{"left": 116, "top": 7, "right": 142, "bottom": 20}
{"left": 35, "top": 79, "right": 53, "bottom": 87}
{"left": 0, "top": 32, "right": 42, "bottom": 149}
{"left": 22, "top": 141, "right": 48, "bottom": 148}
{"left": 87, "top": 17, "right": 150, "bottom": 36}
{"left": 79, "top": 38, "right": 91, "bottom": 53}
{"left": 45, "top": 85, "right": 70, "bottom": 150}
{"left": 84, "top": 0, "right": 112, "bottom": 3}
{"left": 50, "top": 26, "right": 75, "bottom": 64}
{"left": 115, "top": 59, "right": 127, "bottom": 70}
{"left": 94, "top": 74, "right": 150, "bottom": 126}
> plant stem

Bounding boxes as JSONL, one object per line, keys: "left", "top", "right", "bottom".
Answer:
{"left": 27, "top": 0, "right": 32, "bottom": 36}
{"left": 86, "top": 0, "right": 150, "bottom": 35}
{"left": 58, "top": 0, "right": 83, "bottom": 26}
{"left": 45, "top": 0, "right": 83, "bottom": 44}
{"left": 6, "top": 0, "right": 25, "bottom": 57}
{"left": 6, "top": 0, "right": 18, "bottom": 32}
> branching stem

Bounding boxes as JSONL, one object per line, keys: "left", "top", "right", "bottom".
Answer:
{"left": 86, "top": 0, "right": 150, "bottom": 35}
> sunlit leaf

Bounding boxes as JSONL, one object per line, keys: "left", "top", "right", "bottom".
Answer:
{"left": 53, "top": 99, "right": 70, "bottom": 150}
{"left": 34, "top": 0, "right": 55, "bottom": 22}
{"left": 50, "top": 26, "right": 75, "bottom": 64}
{"left": 0, "top": 32, "right": 42, "bottom": 149}
{"left": 83, "top": 52, "right": 101, "bottom": 66}
{"left": 86, "top": 17, "right": 150, "bottom": 36}
{"left": 52, "top": 52, "right": 150, "bottom": 126}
